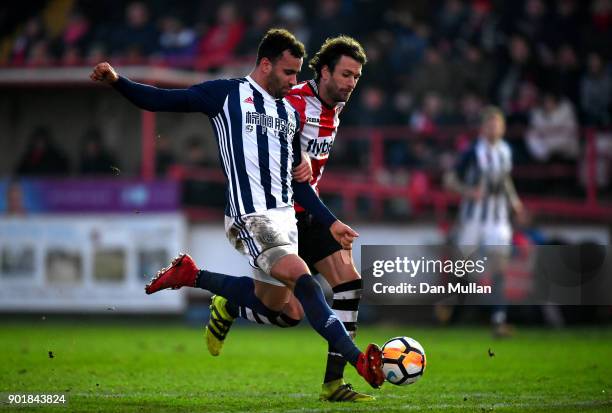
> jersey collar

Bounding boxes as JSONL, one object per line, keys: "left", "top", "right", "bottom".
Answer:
{"left": 245, "top": 75, "right": 278, "bottom": 101}
{"left": 478, "top": 136, "right": 503, "bottom": 149}
{"left": 307, "top": 79, "right": 337, "bottom": 110}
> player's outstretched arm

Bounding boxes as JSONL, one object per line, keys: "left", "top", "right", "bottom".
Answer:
{"left": 90, "top": 62, "right": 205, "bottom": 113}
{"left": 292, "top": 181, "right": 358, "bottom": 249}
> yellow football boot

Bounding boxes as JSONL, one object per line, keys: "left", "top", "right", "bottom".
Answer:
{"left": 205, "top": 295, "right": 235, "bottom": 356}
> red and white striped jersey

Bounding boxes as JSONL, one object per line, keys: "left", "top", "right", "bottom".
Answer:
{"left": 286, "top": 80, "right": 344, "bottom": 212}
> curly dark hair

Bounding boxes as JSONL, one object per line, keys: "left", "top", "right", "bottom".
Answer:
{"left": 308, "top": 35, "right": 367, "bottom": 81}
{"left": 256, "top": 28, "right": 306, "bottom": 64}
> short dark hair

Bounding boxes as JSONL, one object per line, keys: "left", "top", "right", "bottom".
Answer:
{"left": 256, "top": 29, "right": 306, "bottom": 64}
{"left": 309, "top": 35, "right": 367, "bottom": 81}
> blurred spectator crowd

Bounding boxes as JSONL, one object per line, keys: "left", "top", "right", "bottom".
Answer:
{"left": 2, "top": 0, "right": 612, "bottom": 199}
{"left": 13, "top": 125, "right": 219, "bottom": 178}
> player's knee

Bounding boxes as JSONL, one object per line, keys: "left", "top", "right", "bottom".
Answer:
{"left": 269, "top": 254, "right": 310, "bottom": 287}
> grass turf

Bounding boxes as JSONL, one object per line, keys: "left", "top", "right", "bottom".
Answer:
{"left": 0, "top": 321, "right": 611, "bottom": 412}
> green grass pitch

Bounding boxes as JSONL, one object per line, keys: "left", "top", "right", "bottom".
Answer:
{"left": 1, "top": 321, "right": 611, "bottom": 412}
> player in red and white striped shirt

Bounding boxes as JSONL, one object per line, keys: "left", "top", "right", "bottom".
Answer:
{"left": 285, "top": 36, "right": 370, "bottom": 402}
{"left": 205, "top": 36, "right": 372, "bottom": 401}
{"left": 286, "top": 78, "right": 343, "bottom": 208}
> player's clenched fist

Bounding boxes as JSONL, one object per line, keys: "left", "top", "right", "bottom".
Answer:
{"left": 330, "top": 220, "right": 359, "bottom": 250}
{"left": 90, "top": 62, "right": 119, "bottom": 83}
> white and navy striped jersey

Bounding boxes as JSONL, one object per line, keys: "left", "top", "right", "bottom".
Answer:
{"left": 456, "top": 138, "right": 513, "bottom": 226}
{"left": 286, "top": 80, "right": 344, "bottom": 212}
{"left": 180, "top": 76, "right": 302, "bottom": 217}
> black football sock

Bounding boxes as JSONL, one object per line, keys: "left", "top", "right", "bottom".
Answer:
{"left": 324, "top": 279, "right": 362, "bottom": 383}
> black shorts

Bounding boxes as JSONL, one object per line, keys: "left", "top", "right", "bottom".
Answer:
{"left": 296, "top": 211, "right": 342, "bottom": 274}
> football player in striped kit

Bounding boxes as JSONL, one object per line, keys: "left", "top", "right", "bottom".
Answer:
{"left": 90, "top": 29, "right": 384, "bottom": 390}
{"left": 444, "top": 106, "right": 525, "bottom": 337}
{"left": 206, "top": 36, "right": 374, "bottom": 402}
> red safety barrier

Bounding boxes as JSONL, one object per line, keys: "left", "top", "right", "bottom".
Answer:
{"left": 166, "top": 124, "right": 611, "bottom": 222}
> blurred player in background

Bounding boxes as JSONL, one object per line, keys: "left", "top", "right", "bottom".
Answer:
{"left": 444, "top": 106, "right": 525, "bottom": 337}
{"left": 90, "top": 28, "right": 385, "bottom": 390}
{"left": 205, "top": 36, "right": 373, "bottom": 402}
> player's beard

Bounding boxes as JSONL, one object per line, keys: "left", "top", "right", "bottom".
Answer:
{"left": 327, "top": 80, "right": 352, "bottom": 103}
{"left": 268, "top": 73, "right": 289, "bottom": 99}
{"left": 335, "top": 89, "right": 352, "bottom": 102}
